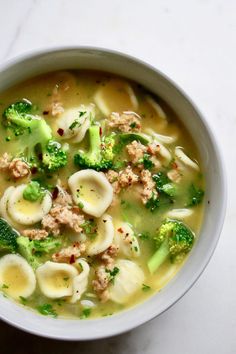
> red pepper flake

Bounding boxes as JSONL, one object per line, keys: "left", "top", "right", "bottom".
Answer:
{"left": 43, "top": 111, "right": 49, "bottom": 115}
{"left": 69, "top": 254, "right": 75, "bottom": 264}
{"left": 99, "top": 127, "right": 102, "bottom": 136}
{"left": 57, "top": 128, "right": 64, "bottom": 136}
{"left": 52, "top": 187, "right": 59, "bottom": 200}
{"left": 172, "top": 162, "right": 178, "bottom": 169}
{"left": 117, "top": 227, "right": 123, "bottom": 233}
{"left": 31, "top": 166, "right": 38, "bottom": 174}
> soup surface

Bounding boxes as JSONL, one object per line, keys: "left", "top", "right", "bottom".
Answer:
{"left": 0, "top": 70, "right": 204, "bottom": 319}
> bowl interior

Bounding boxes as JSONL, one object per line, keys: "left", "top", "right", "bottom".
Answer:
{"left": 0, "top": 48, "right": 226, "bottom": 340}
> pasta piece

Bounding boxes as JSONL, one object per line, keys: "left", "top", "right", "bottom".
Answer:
{"left": 145, "top": 95, "right": 167, "bottom": 120}
{"left": 94, "top": 79, "right": 138, "bottom": 116}
{"left": 7, "top": 185, "right": 52, "bottom": 225}
{"left": 0, "top": 187, "right": 20, "bottom": 229}
{"left": 36, "top": 261, "right": 78, "bottom": 299}
{"left": 145, "top": 130, "right": 177, "bottom": 144}
{"left": 87, "top": 214, "right": 114, "bottom": 256}
{"left": 109, "top": 259, "right": 145, "bottom": 304}
{"left": 70, "top": 259, "right": 90, "bottom": 303}
{"left": 56, "top": 104, "right": 95, "bottom": 143}
{"left": 145, "top": 128, "right": 172, "bottom": 164}
{"left": 68, "top": 170, "right": 113, "bottom": 218}
{"left": 175, "top": 147, "right": 199, "bottom": 171}
{"left": 114, "top": 222, "right": 140, "bottom": 258}
{"left": 0, "top": 254, "right": 36, "bottom": 299}
{"left": 165, "top": 208, "right": 194, "bottom": 220}
{"left": 80, "top": 299, "right": 96, "bottom": 308}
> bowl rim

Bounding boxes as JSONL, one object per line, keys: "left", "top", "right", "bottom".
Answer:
{"left": 0, "top": 46, "right": 227, "bottom": 340}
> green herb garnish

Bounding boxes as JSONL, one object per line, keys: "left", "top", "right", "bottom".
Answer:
{"left": 142, "top": 284, "right": 151, "bottom": 292}
{"left": 19, "top": 296, "right": 27, "bottom": 305}
{"left": 106, "top": 266, "right": 120, "bottom": 284}
{"left": 37, "top": 303, "right": 57, "bottom": 318}
{"left": 80, "top": 307, "right": 91, "bottom": 319}
{"left": 187, "top": 184, "right": 204, "bottom": 206}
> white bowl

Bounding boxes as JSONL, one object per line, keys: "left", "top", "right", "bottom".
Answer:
{"left": 0, "top": 47, "right": 227, "bottom": 340}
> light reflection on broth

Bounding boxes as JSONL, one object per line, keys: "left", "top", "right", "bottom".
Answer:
{"left": 0, "top": 70, "right": 204, "bottom": 319}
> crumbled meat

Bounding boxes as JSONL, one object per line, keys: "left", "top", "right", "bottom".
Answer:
{"left": 9, "top": 158, "right": 31, "bottom": 179}
{"left": 0, "top": 153, "right": 11, "bottom": 170}
{"left": 92, "top": 244, "right": 120, "bottom": 302}
{"left": 100, "top": 244, "right": 119, "bottom": 268}
{"left": 42, "top": 187, "right": 84, "bottom": 236}
{"left": 118, "top": 166, "right": 139, "bottom": 188}
{"left": 0, "top": 154, "right": 30, "bottom": 179}
{"left": 106, "top": 166, "right": 139, "bottom": 194}
{"left": 105, "top": 170, "right": 120, "bottom": 194}
{"left": 22, "top": 229, "right": 49, "bottom": 240}
{"left": 140, "top": 169, "right": 158, "bottom": 204}
{"left": 42, "top": 205, "right": 84, "bottom": 236}
{"left": 126, "top": 141, "right": 161, "bottom": 170}
{"left": 108, "top": 111, "right": 141, "bottom": 132}
{"left": 41, "top": 213, "right": 61, "bottom": 236}
{"left": 126, "top": 140, "right": 147, "bottom": 164}
{"left": 105, "top": 170, "right": 119, "bottom": 184}
{"left": 52, "top": 242, "right": 86, "bottom": 263}
{"left": 92, "top": 265, "right": 110, "bottom": 302}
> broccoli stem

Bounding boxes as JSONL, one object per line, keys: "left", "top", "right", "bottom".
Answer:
{"left": 88, "top": 125, "right": 101, "bottom": 161}
{"left": 148, "top": 239, "right": 169, "bottom": 274}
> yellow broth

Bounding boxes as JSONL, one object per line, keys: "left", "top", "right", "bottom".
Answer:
{"left": 0, "top": 70, "right": 204, "bottom": 319}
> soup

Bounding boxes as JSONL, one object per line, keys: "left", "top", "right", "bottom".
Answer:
{"left": 0, "top": 70, "right": 204, "bottom": 319}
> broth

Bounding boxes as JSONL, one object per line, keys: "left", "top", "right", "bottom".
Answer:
{"left": 0, "top": 70, "right": 204, "bottom": 319}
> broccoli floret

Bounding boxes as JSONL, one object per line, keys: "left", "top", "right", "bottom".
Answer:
{"left": 148, "top": 219, "right": 194, "bottom": 274}
{"left": 2, "top": 100, "right": 67, "bottom": 171}
{"left": 42, "top": 141, "right": 67, "bottom": 172}
{"left": 0, "top": 218, "right": 19, "bottom": 253}
{"left": 17, "top": 236, "right": 61, "bottom": 269}
{"left": 23, "top": 181, "right": 45, "bottom": 202}
{"left": 74, "top": 125, "right": 114, "bottom": 171}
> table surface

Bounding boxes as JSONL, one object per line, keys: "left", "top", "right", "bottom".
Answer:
{"left": 0, "top": 1, "right": 235, "bottom": 353}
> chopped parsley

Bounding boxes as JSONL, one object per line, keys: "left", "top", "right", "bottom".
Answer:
{"left": 142, "top": 153, "right": 154, "bottom": 170}
{"left": 106, "top": 266, "right": 120, "bottom": 284}
{"left": 187, "top": 184, "right": 204, "bottom": 206}
{"left": 80, "top": 307, "right": 91, "bottom": 319}
{"left": 130, "top": 122, "right": 137, "bottom": 129}
{"left": 81, "top": 219, "right": 97, "bottom": 239}
{"left": 2, "top": 284, "right": 9, "bottom": 289}
{"left": 78, "top": 201, "right": 84, "bottom": 209}
{"left": 69, "top": 111, "right": 86, "bottom": 130}
{"left": 142, "top": 284, "right": 151, "bottom": 292}
{"left": 37, "top": 303, "right": 57, "bottom": 318}
{"left": 19, "top": 296, "right": 27, "bottom": 305}
{"left": 138, "top": 232, "right": 150, "bottom": 241}
{"left": 145, "top": 194, "right": 160, "bottom": 212}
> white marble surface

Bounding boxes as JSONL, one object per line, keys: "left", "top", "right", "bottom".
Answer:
{"left": 0, "top": 0, "right": 235, "bottom": 353}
